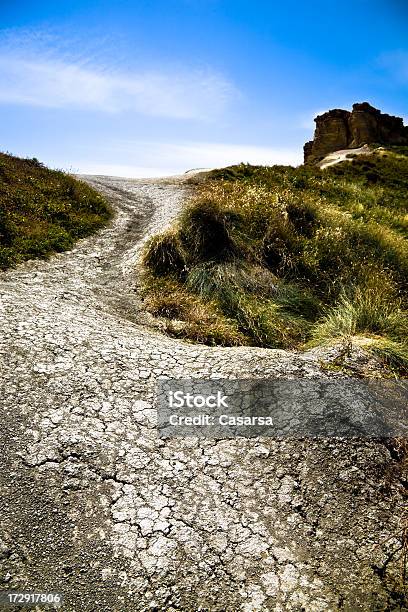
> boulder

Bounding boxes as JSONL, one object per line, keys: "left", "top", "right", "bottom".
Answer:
{"left": 304, "top": 102, "right": 408, "bottom": 163}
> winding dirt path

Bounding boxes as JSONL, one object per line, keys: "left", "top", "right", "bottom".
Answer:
{"left": 0, "top": 175, "right": 404, "bottom": 611}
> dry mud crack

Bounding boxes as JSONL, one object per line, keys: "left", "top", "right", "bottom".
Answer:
{"left": 0, "top": 175, "right": 405, "bottom": 611}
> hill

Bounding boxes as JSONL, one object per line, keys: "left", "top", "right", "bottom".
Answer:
{"left": 0, "top": 152, "right": 111, "bottom": 269}
{"left": 142, "top": 146, "right": 408, "bottom": 375}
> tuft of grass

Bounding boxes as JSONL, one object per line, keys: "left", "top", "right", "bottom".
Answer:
{"left": 231, "top": 293, "right": 311, "bottom": 348}
{"left": 272, "top": 282, "right": 321, "bottom": 318}
{"left": 186, "top": 261, "right": 312, "bottom": 347}
{"left": 142, "top": 231, "right": 186, "bottom": 278}
{"left": 141, "top": 147, "right": 408, "bottom": 371}
{"left": 186, "top": 261, "right": 277, "bottom": 300}
{"left": 0, "top": 152, "right": 111, "bottom": 269}
{"left": 141, "top": 275, "right": 246, "bottom": 346}
{"left": 311, "top": 287, "right": 407, "bottom": 343}
{"left": 310, "top": 286, "right": 408, "bottom": 372}
{"left": 178, "top": 198, "right": 247, "bottom": 263}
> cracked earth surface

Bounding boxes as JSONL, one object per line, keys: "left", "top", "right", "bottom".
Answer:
{"left": 0, "top": 175, "right": 406, "bottom": 611}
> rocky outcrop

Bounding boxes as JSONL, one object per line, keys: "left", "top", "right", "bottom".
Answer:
{"left": 304, "top": 102, "right": 408, "bottom": 163}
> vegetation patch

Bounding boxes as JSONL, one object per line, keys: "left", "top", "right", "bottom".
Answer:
{"left": 0, "top": 152, "right": 112, "bottom": 269}
{"left": 141, "top": 276, "right": 246, "bottom": 346}
{"left": 142, "top": 147, "right": 408, "bottom": 373}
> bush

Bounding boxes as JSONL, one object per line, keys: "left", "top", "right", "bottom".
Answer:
{"left": 178, "top": 199, "right": 243, "bottom": 263}
{"left": 142, "top": 231, "right": 186, "bottom": 278}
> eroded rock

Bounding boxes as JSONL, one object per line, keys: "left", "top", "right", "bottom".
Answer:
{"left": 304, "top": 102, "right": 408, "bottom": 163}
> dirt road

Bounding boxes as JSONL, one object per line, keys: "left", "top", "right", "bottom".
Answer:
{"left": 0, "top": 175, "right": 404, "bottom": 610}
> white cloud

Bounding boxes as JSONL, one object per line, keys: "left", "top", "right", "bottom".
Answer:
{"left": 0, "top": 29, "right": 236, "bottom": 119}
{"left": 152, "top": 142, "right": 301, "bottom": 168}
{"left": 74, "top": 141, "right": 301, "bottom": 177}
{"left": 76, "top": 163, "right": 177, "bottom": 178}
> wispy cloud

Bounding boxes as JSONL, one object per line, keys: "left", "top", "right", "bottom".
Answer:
{"left": 0, "top": 28, "right": 236, "bottom": 119}
{"left": 75, "top": 141, "right": 302, "bottom": 177}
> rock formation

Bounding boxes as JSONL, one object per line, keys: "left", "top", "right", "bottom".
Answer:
{"left": 304, "top": 102, "right": 408, "bottom": 164}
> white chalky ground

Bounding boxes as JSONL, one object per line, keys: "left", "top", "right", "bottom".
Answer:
{"left": 0, "top": 174, "right": 405, "bottom": 611}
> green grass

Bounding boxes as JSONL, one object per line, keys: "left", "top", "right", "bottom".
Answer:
{"left": 0, "top": 152, "right": 112, "bottom": 269}
{"left": 141, "top": 275, "right": 246, "bottom": 346}
{"left": 142, "top": 147, "right": 408, "bottom": 373}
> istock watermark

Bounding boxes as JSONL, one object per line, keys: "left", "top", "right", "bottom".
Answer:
{"left": 156, "top": 378, "right": 408, "bottom": 438}
{"left": 168, "top": 390, "right": 229, "bottom": 409}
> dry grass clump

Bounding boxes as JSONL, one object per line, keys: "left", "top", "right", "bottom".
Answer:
{"left": 142, "top": 276, "right": 246, "bottom": 346}
{"left": 143, "top": 231, "right": 186, "bottom": 278}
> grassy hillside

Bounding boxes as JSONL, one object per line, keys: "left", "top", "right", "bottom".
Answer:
{"left": 142, "top": 146, "right": 408, "bottom": 374}
{"left": 0, "top": 152, "right": 111, "bottom": 269}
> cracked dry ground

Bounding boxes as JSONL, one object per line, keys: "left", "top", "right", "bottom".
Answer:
{"left": 0, "top": 175, "right": 406, "bottom": 611}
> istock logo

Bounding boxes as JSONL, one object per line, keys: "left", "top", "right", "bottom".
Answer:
{"left": 168, "top": 391, "right": 229, "bottom": 408}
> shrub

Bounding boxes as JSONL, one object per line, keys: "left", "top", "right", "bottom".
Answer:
{"left": 142, "top": 231, "right": 186, "bottom": 278}
{"left": 178, "top": 199, "right": 243, "bottom": 263}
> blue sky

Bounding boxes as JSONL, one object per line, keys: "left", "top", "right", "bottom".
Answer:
{"left": 1, "top": 0, "right": 407, "bottom": 176}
